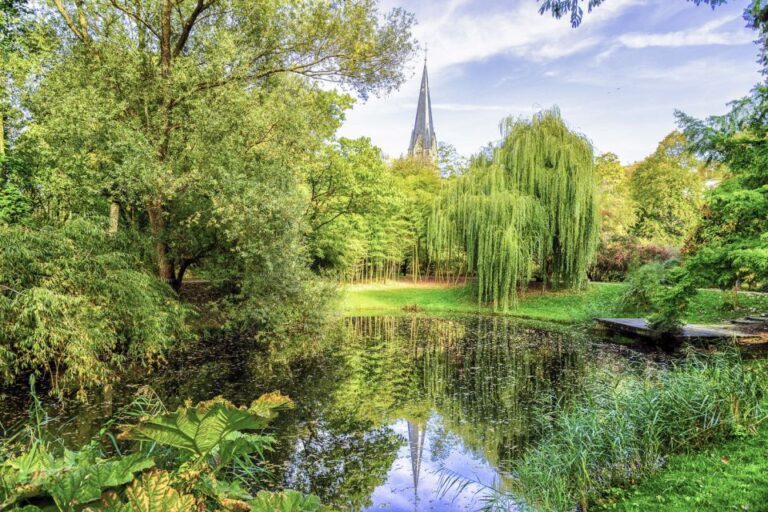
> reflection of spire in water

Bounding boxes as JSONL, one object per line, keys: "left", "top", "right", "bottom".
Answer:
{"left": 407, "top": 421, "right": 426, "bottom": 508}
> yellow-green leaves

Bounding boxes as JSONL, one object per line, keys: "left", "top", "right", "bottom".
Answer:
{"left": 428, "top": 109, "right": 599, "bottom": 309}
{"left": 104, "top": 471, "right": 197, "bottom": 512}
{"left": 1, "top": 450, "right": 154, "bottom": 510}
{"left": 120, "top": 393, "right": 292, "bottom": 465}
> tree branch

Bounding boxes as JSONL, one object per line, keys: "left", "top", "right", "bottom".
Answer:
{"left": 109, "top": 0, "right": 161, "bottom": 39}
{"left": 173, "top": 0, "right": 217, "bottom": 58}
{"left": 52, "top": 0, "right": 87, "bottom": 43}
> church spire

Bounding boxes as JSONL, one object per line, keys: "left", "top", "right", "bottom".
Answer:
{"left": 408, "top": 54, "right": 438, "bottom": 162}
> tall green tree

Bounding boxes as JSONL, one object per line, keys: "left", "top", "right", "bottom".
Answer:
{"left": 390, "top": 156, "right": 441, "bottom": 280}
{"left": 677, "top": 91, "right": 768, "bottom": 290}
{"left": 629, "top": 132, "right": 703, "bottom": 246}
{"left": 305, "top": 137, "right": 397, "bottom": 272}
{"left": 428, "top": 109, "right": 599, "bottom": 309}
{"left": 595, "top": 152, "right": 635, "bottom": 242}
{"left": 26, "top": 0, "right": 415, "bottom": 290}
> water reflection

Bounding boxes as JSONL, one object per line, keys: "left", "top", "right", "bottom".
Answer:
{"left": 0, "top": 315, "right": 646, "bottom": 511}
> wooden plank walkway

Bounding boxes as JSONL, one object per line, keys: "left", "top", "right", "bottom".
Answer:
{"left": 594, "top": 318, "right": 754, "bottom": 340}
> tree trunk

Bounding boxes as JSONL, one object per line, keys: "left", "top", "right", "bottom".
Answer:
{"left": 146, "top": 200, "right": 175, "bottom": 284}
{"left": 1, "top": 76, "right": 6, "bottom": 172}
{"left": 108, "top": 201, "right": 120, "bottom": 234}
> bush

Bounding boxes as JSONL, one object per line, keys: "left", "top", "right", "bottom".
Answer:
{"left": 499, "top": 353, "right": 767, "bottom": 512}
{"left": 619, "top": 263, "right": 697, "bottom": 333}
{"left": 0, "top": 218, "right": 192, "bottom": 397}
{"left": 590, "top": 239, "right": 674, "bottom": 283}
{"left": 618, "top": 262, "right": 666, "bottom": 312}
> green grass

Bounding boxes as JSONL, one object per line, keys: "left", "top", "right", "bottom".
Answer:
{"left": 338, "top": 281, "right": 768, "bottom": 325}
{"left": 596, "top": 422, "right": 768, "bottom": 512}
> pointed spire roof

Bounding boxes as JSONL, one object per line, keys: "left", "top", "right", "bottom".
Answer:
{"left": 407, "top": 421, "right": 426, "bottom": 503}
{"left": 408, "top": 55, "right": 437, "bottom": 161}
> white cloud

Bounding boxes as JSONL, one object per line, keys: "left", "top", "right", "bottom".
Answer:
{"left": 618, "top": 14, "right": 752, "bottom": 48}
{"left": 339, "top": 0, "right": 760, "bottom": 164}
{"left": 408, "top": 0, "right": 639, "bottom": 74}
{"left": 431, "top": 102, "right": 526, "bottom": 112}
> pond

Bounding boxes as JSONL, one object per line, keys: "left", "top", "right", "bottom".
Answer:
{"left": 0, "top": 315, "right": 659, "bottom": 511}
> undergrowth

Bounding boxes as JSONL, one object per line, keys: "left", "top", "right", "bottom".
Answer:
{"left": 0, "top": 378, "right": 330, "bottom": 511}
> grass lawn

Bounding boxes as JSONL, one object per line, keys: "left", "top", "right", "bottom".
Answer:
{"left": 338, "top": 281, "right": 768, "bottom": 325}
{"left": 595, "top": 422, "right": 768, "bottom": 511}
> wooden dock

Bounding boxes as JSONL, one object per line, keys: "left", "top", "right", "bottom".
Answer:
{"left": 594, "top": 318, "right": 754, "bottom": 341}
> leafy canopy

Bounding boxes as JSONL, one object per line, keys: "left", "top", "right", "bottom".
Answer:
{"left": 629, "top": 132, "right": 703, "bottom": 246}
{"left": 428, "top": 109, "right": 599, "bottom": 309}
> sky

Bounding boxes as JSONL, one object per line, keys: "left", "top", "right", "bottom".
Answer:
{"left": 337, "top": 0, "right": 761, "bottom": 164}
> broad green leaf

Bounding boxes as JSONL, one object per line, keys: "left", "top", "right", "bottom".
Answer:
{"left": 248, "top": 490, "right": 331, "bottom": 512}
{"left": 121, "top": 394, "right": 292, "bottom": 462}
{"left": 107, "top": 471, "right": 196, "bottom": 512}
{"left": 47, "top": 453, "right": 154, "bottom": 508}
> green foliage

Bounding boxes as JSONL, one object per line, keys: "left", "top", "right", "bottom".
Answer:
{"left": 249, "top": 489, "right": 331, "bottom": 512}
{"left": 104, "top": 471, "right": 197, "bottom": 512}
{"left": 619, "top": 263, "right": 667, "bottom": 312}
{"left": 678, "top": 91, "right": 768, "bottom": 291}
{"left": 428, "top": 109, "right": 599, "bottom": 309}
{"left": 595, "top": 418, "right": 768, "bottom": 511}
{"left": 4, "top": 0, "right": 415, "bottom": 340}
{"left": 0, "top": 218, "right": 191, "bottom": 396}
{"left": 647, "top": 269, "right": 698, "bottom": 332}
{"left": 629, "top": 132, "right": 704, "bottom": 246}
{"left": 120, "top": 393, "right": 292, "bottom": 468}
{"left": 619, "top": 263, "right": 698, "bottom": 333}
{"left": 1, "top": 387, "right": 326, "bottom": 511}
{"left": 0, "top": 182, "right": 29, "bottom": 223}
{"left": 497, "top": 352, "right": 767, "bottom": 512}
{"left": 595, "top": 152, "right": 636, "bottom": 242}
{"left": 306, "top": 137, "right": 399, "bottom": 274}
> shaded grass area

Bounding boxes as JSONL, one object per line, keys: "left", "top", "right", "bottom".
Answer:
{"left": 339, "top": 281, "right": 768, "bottom": 325}
{"left": 596, "top": 422, "right": 768, "bottom": 512}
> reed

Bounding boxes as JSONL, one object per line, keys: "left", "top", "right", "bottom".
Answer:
{"left": 462, "top": 351, "right": 767, "bottom": 511}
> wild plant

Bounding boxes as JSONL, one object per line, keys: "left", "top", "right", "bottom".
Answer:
{"left": 0, "top": 379, "right": 330, "bottom": 511}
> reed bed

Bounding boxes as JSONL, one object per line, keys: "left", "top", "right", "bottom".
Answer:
{"left": 482, "top": 351, "right": 767, "bottom": 511}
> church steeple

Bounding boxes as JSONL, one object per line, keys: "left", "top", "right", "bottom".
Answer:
{"left": 408, "top": 55, "right": 438, "bottom": 162}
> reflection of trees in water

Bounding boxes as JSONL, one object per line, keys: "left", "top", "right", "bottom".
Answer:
{"left": 347, "top": 316, "right": 590, "bottom": 470}
{"left": 9, "top": 316, "right": 603, "bottom": 511}
{"left": 282, "top": 416, "right": 402, "bottom": 511}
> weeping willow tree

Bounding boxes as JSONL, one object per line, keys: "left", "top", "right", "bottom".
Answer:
{"left": 428, "top": 109, "right": 599, "bottom": 309}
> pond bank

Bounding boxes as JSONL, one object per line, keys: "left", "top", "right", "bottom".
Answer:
{"left": 595, "top": 419, "right": 768, "bottom": 511}
{"left": 338, "top": 281, "right": 768, "bottom": 325}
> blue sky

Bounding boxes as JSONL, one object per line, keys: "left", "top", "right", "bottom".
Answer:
{"left": 337, "top": 0, "right": 761, "bottom": 163}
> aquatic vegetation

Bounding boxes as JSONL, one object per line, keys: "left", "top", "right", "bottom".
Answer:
{"left": 0, "top": 382, "right": 327, "bottom": 511}
{"left": 480, "top": 352, "right": 767, "bottom": 512}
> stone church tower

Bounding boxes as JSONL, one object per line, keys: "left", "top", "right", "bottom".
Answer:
{"left": 408, "top": 58, "right": 438, "bottom": 163}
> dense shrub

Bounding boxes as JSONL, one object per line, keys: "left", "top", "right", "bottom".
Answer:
{"left": 499, "top": 353, "right": 766, "bottom": 512}
{"left": 0, "top": 218, "right": 192, "bottom": 397}
{"left": 590, "top": 239, "right": 674, "bottom": 282}
{"left": 619, "top": 263, "right": 697, "bottom": 333}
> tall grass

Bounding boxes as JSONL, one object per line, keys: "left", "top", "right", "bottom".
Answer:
{"left": 479, "top": 351, "right": 767, "bottom": 511}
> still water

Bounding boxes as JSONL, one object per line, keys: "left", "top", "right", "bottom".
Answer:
{"left": 0, "top": 316, "right": 654, "bottom": 511}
